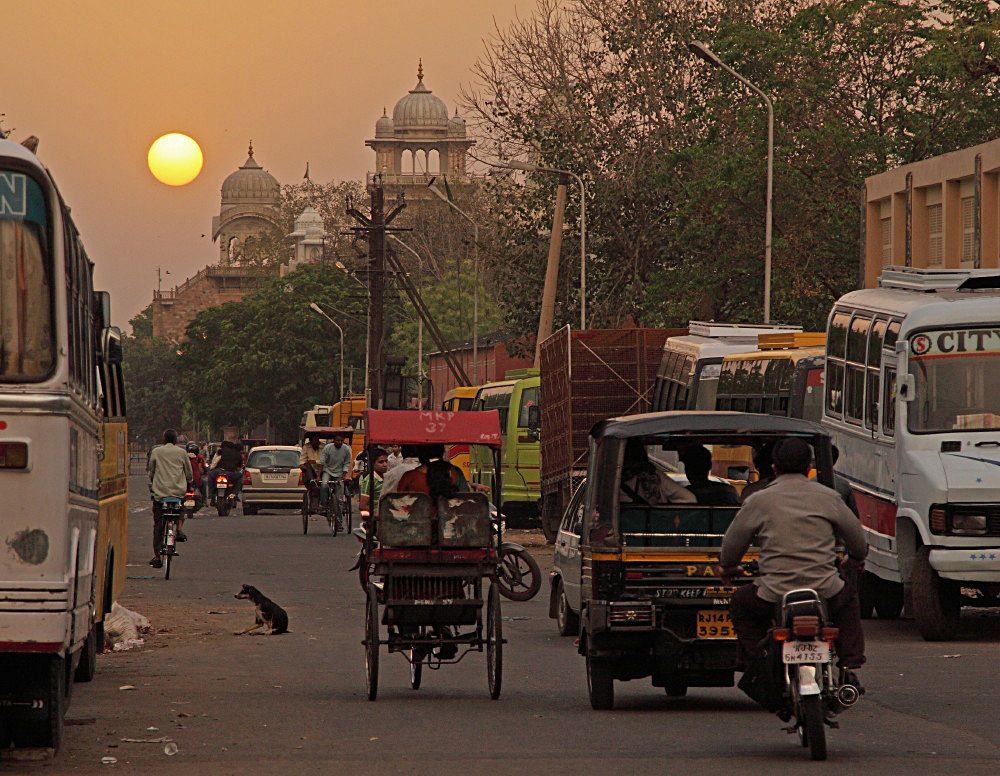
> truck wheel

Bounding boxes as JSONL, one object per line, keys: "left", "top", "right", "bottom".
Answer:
{"left": 663, "top": 679, "right": 688, "bottom": 698}
{"left": 912, "top": 547, "right": 961, "bottom": 641}
{"left": 74, "top": 623, "right": 98, "bottom": 682}
{"left": 874, "top": 578, "right": 904, "bottom": 620}
{"left": 586, "top": 653, "right": 614, "bottom": 710}
{"left": 14, "top": 657, "right": 65, "bottom": 751}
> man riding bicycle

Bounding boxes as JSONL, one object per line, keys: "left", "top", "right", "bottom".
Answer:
{"left": 319, "top": 433, "right": 351, "bottom": 530}
{"left": 148, "top": 428, "right": 193, "bottom": 568}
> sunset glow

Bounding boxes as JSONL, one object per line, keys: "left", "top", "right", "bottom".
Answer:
{"left": 147, "top": 133, "right": 203, "bottom": 186}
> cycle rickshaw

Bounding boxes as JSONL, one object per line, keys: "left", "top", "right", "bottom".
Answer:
{"left": 300, "top": 426, "right": 355, "bottom": 536}
{"left": 361, "top": 409, "right": 506, "bottom": 700}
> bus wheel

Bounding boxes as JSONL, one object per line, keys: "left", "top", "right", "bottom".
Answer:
{"left": 14, "top": 657, "right": 65, "bottom": 751}
{"left": 74, "top": 623, "right": 98, "bottom": 682}
{"left": 874, "top": 578, "right": 904, "bottom": 620}
{"left": 912, "top": 547, "right": 961, "bottom": 641}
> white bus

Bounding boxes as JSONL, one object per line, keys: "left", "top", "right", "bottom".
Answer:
{"left": 823, "top": 266, "right": 1000, "bottom": 641}
{"left": 0, "top": 136, "right": 125, "bottom": 750}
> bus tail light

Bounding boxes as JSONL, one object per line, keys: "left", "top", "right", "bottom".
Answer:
{"left": 0, "top": 442, "right": 28, "bottom": 469}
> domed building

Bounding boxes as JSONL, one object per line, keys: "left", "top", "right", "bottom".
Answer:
{"left": 366, "top": 61, "right": 476, "bottom": 200}
{"left": 211, "top": 142, "right": 281, "bottom": 265}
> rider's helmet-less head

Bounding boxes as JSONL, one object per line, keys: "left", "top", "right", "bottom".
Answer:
{"left": 163, "top": 428, "right": 179, "bottom": 445}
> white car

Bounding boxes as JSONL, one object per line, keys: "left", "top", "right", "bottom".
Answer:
{"left": 242, "top": 446, "right": 304, "bottom": 515}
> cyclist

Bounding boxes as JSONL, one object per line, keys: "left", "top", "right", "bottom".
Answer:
{"left": 319, "top": 432, "right": 351, "bottom": 530}
{"left": 148, "top": 428, "right": 193, "bottom": 568}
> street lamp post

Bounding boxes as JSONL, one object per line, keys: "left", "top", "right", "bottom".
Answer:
{"left": 388, "top": 235, "right": 426, "bottom": 405}
{"left": 309, "top": 303, "right": 345, "bottom": 402}
{"left": 688, "top": 40, "right": 774, "bottom": 324}
{"left": 426, "top": 183, "right": 480, "bottom": 384}
{"left": 504, "top": 161, "right": 588, "bottom": 330}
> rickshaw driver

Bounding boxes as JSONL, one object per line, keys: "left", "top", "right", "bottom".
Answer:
{"left": 320, "top": 433, "right": 352, "bottom": 529}
{"left": 717, "top": 438, "right": 868, "bottom": 677}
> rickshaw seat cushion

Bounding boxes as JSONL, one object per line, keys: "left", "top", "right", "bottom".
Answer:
{"left": 377, "top": 492, "right": 433, "bottom": 547}
{"left": 620, "top": 505, "right": 740, "bottom": 547}
{"left": 437, "top": 492, "right": 491, "bottom": 547}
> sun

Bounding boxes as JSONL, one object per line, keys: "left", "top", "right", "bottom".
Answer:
{"left": 147, "top": 133, "right": 203, "bottom": 186}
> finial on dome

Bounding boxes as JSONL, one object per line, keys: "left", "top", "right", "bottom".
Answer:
{"left": 248, "top": 140, "right": 254, "bottom": 158}
{"left": 418, "top": 58, "right": 423, "bottom": 81}
{"left": 383, "top": 107, "right": 388, "bottom": 117}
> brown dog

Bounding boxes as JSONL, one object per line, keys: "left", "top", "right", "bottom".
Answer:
{"left": 233, "top": 584, "right": 288, "bottom": 635}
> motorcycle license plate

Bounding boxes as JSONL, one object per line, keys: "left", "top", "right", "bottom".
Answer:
{"left": 782, "top": 641, "right": 832, "bottom": 664}
{"left": 262, "top": 473, "right": 286, "bottom": 481}
{"left": 183, "top": 499, "right": 195, "bottom": 508}
{"left": 696, "top": 610, "right": 735, "bottom": 639}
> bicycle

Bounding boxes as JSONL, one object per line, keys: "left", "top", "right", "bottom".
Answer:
{"left": 322, "top": 477, "right": 347, "bottom": 536}
{"left": 158, "top": 497, "right": 183, "bottom": 580}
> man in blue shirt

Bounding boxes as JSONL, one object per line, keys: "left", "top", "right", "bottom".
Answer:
{"left": 319, "top": 433, "right": 352, "bottom": 529}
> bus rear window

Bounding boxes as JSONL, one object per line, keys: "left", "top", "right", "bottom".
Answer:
{"left": 0, "top": 170, "right": 53, "bottom": 381}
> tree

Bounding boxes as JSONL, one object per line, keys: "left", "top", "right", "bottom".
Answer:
{"left": 176, "top": 264, "right": 366, "bottom": 442}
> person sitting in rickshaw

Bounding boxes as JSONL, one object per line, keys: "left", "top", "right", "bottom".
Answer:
{"left": 679, "top": 445, "right": 740, "bottom": 506}
{"left": 620, "top": 439, "right": 696, "bottom": 505}
{"left": 299, "top": 433, "right": 323, "bottom": 485}
{"left": 397, "top": 444, "right": 471, "bottom": 514}
{"left": 359, "top": 447, "right": 389, "bottom": 513}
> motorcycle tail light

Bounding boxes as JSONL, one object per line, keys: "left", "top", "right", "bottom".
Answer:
{"left": 216, "top": 475, "right": 228, "bottom": 484}
{"left": 244, "top": 472, "right": 252, "bottom": 485}
{"left": 821, "top": 627, "right": 839, "bottom": 641}
{"left": 929, "top": 506, "right": 947, "bottom": 534}
{"left": 772, "top": 628, "right": 789, "bottom": 641}
{"left": 792, "top": 616, "right": 820, "bottom": 637}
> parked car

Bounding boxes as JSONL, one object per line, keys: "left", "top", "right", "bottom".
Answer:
{"left": 242, "top": 446, "right": 304, "bottom": 515}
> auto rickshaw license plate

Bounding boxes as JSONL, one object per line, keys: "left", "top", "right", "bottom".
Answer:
{"left": 696, "top": 610, "right": 735, "bottom": 639}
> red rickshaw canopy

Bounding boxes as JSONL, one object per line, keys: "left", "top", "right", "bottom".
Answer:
{"left": 364, "top": 410, "right": 502, "bottom": 449}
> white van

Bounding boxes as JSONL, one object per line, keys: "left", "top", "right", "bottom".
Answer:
{"left": 823, "top": 266, "right": 1000, "bottom": 640}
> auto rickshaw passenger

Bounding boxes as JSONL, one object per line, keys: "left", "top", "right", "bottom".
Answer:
{"left": 740, "top": 443, "right": 776, "bottom": 503}
{"left": 680, "top": 445, "right": 740, "bottom": 506}
{"left": 620, "top": 439, "right": 696, "bottom": 505}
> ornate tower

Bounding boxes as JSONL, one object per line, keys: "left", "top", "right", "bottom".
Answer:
{"left": 365, "top": 61, "right": 476, "bottom": 201}
{"left": 211, "top": 143, "right": 281, "bottom": 264}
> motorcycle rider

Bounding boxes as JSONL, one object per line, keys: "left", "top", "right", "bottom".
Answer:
{"left": 186, "top": 442, "right": 207, "bottom": 508}
{"left": 208, "top": 440, "right": 244, "bottom": 502}
{"left": 148, "top": 428, "right": 193, "bottom": 568}
{"left": 718, "top": 437, "right": 868, "bottom": 676}
{"left": 319, "top": 432, "right": 351, "bottom": 530}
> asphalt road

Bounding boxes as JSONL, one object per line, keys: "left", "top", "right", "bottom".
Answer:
{"left": 14, "top": 475, "right": 1000, "bottom": 774}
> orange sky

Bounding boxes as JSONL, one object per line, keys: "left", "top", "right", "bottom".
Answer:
{"left": 5, "top": 0, "right": 530, "bottom": 326}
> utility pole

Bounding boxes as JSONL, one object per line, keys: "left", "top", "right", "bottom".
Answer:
{"left": 535, "top": 174, "right": 568, "bottom": 366}
{"left": 346, "top": 176, "right": 408, "bottom": 409}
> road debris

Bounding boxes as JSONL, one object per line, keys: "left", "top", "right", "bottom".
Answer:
{"left": 164, "top": 742, "right": 179, "bottom": 756}
{"left": 101, "top": 756, "right": 118, "bottom": 765}
{"left": 118, "top": 685, "right": 136, "bottom": 691}
{"left": 121, "top": 736, "right": 172, "bottom": 744}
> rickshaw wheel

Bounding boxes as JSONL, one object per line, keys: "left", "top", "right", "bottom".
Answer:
{"left": 487, "top": 582, "right": 503, "bottom": 700}
{"left": 409, "top": 644, "right": 423, "bottom": 690}
{"left": 301, "top": 495, "right": 309, "bottom": 535}
{"left": 365, "top": 582, "right": 379, "bottom": 701}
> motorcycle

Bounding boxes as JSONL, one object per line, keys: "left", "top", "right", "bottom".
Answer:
{"left": 183, "top": 488, "right": 198, "bottom": 520}
{"left": 751, "top": 587, "right": 862, "bottom": 761}
{"left": 349, "top": 506, "right": 541, "bottom": 601}
{"left": 214, "top": 473, "right": 238, "bottom": 517}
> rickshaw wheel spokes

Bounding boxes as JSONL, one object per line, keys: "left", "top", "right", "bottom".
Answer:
{"left": 365, "top": 582, "right": 379, "bottom": 701}
{"left": 487, "top": 582, "right": 502, "bottom": 700}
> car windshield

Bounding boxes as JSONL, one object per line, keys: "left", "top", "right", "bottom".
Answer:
{"left": 248, "top": 450, "right": 299, "bottom": 468}
{"left": 909, "top": 328, "right": 1000, "bottom": 432}
{"left": 0, "top": 169, "right": 54, "bottom": 381}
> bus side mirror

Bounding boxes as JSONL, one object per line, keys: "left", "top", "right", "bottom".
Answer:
{"left": 898, "top": 373, "right": 915, "bottom": 402}
{"left": 526, "top": 404, "right": 540, "bottom": 431}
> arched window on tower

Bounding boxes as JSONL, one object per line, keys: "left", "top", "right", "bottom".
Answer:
{"left": 428, "top": 149, "right": 440, "bottom": 174}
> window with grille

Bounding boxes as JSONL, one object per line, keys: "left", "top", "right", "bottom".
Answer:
{"left": 927, "top": 203, "right": 943, "bottom": 266}
{"left": 880, "top": 217, "right": 892, "bottom": 265}
{"left": 961, "top": 196, "right": 975, "bottom": 267}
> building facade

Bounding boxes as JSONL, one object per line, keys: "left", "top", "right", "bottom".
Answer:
{"left": 151, "top": 145, "right": 281, "bottom": 340}
{"left": 427, "top": 332, "right": 534, "bottom": 406}
{"left": 863, "top": 138, "right": 1000, "bottom": 286}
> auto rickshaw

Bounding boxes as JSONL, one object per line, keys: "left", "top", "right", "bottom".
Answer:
{"left": 360, "top": 409, "right": 505, "bottom": 700}
{"left": 299, "top": 426, "right": 354, "bottom": 536}
{"left": 576, "top": 411, "right": 837, "bottom": 709}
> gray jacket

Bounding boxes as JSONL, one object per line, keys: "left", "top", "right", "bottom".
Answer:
{"left": 719, "top": 473, "right": 867, "bottom": 602}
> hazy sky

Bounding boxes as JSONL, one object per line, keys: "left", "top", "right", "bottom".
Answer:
{"left": 5, "top": 0, "right": 530, "bottom": 327}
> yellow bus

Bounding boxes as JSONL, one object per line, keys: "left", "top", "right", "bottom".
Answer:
{"left": 441, "top": 386, "right": 480, "bottom": 479}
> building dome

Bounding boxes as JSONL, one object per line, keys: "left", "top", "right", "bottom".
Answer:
{"left": 221, "top": 143, "right": 280, "bottom": 204}
{"left": 375, "top": 108, "right": 395, "bottom": 138}
{"left": 288, "top": 206, "right": 326, "bottom": 241}
{"left": 392, "top": 61, "right": 449, "bottom": 131}
{"left": 448, "top": 110, "right": 467, "bottom": 138}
